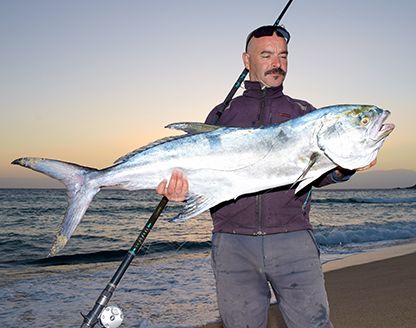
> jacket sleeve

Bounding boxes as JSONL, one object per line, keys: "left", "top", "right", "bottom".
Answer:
{"left": 313, "top": 168, "right": 356, "bottom": 188}
{"left": 205, "top": 104, "right": 225, "bottom": 124}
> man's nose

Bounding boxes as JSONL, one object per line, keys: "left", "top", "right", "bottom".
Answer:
{"left": 271, "top": 56, "right": 281, "bottom": 68}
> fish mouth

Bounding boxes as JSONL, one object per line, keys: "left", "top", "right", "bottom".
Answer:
{"left": 371, "top": 110, "right": 395, "bottom": 141}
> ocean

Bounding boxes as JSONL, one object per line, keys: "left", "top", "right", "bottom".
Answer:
{"left": 1, "top": 188, "right": 415, "bottom": 328}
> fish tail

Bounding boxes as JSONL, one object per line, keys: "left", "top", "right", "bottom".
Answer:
{"left": 11, "top": 157, "right": 100, "bottom": 256}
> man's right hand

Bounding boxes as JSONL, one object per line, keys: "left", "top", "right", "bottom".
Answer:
{"left": 156, "top": 169, "right": 188, "bottom": 202}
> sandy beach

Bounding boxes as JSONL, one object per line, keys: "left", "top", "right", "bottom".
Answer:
{"left": 203, "top": 243, "right": 416, "bottom": 328}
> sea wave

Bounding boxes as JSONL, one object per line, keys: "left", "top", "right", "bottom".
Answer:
{"left": 313, "top": 197, "right": 416, "bottom": 204}
{"left": 314, "top": 221, "right": 416, "bottom": 246}
{"left": 22, "top": 240, "right": 212, "bottom": 266}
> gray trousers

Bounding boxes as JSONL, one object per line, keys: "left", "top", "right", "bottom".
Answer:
{"left": 211, "top": 230, "right": 333, "bottom": 328}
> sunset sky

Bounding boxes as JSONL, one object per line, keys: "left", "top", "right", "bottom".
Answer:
{"left": 1, "top": 0, "right": 415, "bottom": 188}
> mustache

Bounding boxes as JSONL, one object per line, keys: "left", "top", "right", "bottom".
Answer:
{"left": 265, "top": 67, "right": 286, "bottom": 77}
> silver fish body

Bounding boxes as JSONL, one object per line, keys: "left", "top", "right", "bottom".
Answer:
{"left": 12, "top": 104, "right": 394, "bottom": 256}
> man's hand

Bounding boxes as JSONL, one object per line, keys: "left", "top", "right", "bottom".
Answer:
{"left": 156, "top": 169, "right": 188, "bottom": 202}
{"left": 334, "top": 159, "right": 377, "bottom": 179}
{"left": 356, "top": 159, "right": 377, "bottom": 171}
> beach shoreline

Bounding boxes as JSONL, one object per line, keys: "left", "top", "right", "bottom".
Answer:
{"left": 202, "top": 242, "right": 416, "bottom": 328}
{"left": 322, "top": 241, "right": 416, "bottom": 272}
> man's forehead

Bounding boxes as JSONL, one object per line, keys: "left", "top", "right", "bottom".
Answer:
{"left": 247, "top": 34, "right": 287, "bottom": 53}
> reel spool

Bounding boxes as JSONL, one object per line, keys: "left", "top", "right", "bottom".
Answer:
{"left": 99, "top": 305, "right": 124, "bottom": 328}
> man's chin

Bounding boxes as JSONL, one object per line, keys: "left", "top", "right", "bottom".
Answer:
{"left": 263, "top": 78, "right": 284, "bottom": 88}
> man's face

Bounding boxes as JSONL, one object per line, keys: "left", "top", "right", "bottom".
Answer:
{"left": 243, "top": 34, "right": 288, "bottom": 88}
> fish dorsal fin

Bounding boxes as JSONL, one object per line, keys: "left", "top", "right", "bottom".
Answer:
{"left": 113, "top": 122, "right": 221, "bottom": 165}
{"left": 166, "top": 122, "right": 222, "bottom": 134}
{"left": 113, "top": 135, "right": 185, "bottom": 164}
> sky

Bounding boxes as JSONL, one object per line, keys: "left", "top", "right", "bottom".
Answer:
{"left": 1, "top": 0, "right": 415, "bottom": 188}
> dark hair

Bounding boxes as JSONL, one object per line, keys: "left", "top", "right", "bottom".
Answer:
{"left": 245, "top": 25, "right": 290, "bottom": 51}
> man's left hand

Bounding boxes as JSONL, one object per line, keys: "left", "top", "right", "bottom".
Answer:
{"left": 356, "top": 159, "right": 377, "bottom": 171}
{"left": 334, "top": 159, "right": 377, "bottom": 179}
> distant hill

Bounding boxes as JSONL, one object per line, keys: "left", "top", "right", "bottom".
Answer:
{"left": 402, "top": 184, "right": 416, "bottom": 190}
{"left": 324, "top": 169, "right": 416, "bottom": 190}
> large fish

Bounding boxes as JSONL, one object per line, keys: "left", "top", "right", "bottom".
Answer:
{"left": 12, "top": 104, "right": 394, "bottom": 256}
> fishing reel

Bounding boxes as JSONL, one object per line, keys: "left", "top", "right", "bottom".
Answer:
{"left": 99, "top": 305, "right": 124, "bottom": 328}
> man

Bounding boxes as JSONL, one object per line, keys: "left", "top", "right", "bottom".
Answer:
{"left": 157, "top": 25, "right": 374, "bottom": 327}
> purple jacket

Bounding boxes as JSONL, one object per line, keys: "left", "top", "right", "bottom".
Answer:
{"left": 205, "top": 81, "right": 342, "bottom": 235}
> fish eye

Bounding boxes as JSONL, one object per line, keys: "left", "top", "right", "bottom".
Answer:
{"left": 361, "top": 117, "right": 370, "bottom": 125}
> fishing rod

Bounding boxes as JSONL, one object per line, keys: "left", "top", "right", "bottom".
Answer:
{"left": 80, "top": 197, "right": 168, "bottom": 327}
{"left": 79, "top": 1, "right": 294, "bottom": 326}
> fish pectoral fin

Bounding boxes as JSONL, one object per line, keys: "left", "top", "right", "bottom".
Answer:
{"left": 165, "top": 122, "right": 223, "bottom": 134}
{"left": 169, "top": 193, "right": 214, "bottom": 222}
{"left": 289, "top": 152, "right": 319, "bottom": 190}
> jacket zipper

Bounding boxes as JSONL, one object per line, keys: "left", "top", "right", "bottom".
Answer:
{"left": 257, "top": 87, "right": 267, "bottom": 124}
{"left": 256, "top": 88, "right": 267, "bottom": 234}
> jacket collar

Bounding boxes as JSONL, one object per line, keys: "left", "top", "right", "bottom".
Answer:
{"left": 243, "top": 80, "right": 284, "bottom": 98}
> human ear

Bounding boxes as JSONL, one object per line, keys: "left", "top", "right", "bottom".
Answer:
{"left": 242, "top": 52, "right": 250, "bottom": 70}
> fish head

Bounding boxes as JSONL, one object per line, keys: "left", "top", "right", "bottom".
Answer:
{"left": 317, "top": 104, "right": 395, "bottom": 170}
